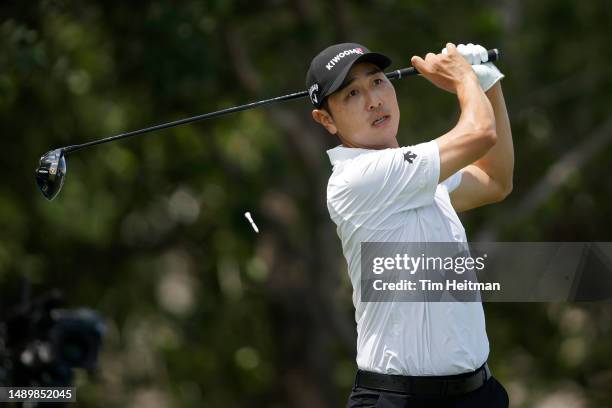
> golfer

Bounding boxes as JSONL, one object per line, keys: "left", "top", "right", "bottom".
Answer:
{"left": 306, "top": 42, "right": 513, "bottom": 407}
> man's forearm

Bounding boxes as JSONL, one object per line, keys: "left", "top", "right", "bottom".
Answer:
{"left": 456, "top": 74, "right": 496, "bottom": 135}
{"left": 436, "top": 72, "right": 497, "bottom": 182}
{"left": 472, "top": 82, "right": 514, "bottom": 193}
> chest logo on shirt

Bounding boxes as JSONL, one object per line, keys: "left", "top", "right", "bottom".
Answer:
{"left": 404, "top": 151, "right": 417, "bottom": 164}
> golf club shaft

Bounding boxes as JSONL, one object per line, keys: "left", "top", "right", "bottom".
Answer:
{"left": 63, "top": 90, "right": 308, "bottom": 153}
{"left": 63, "top": 48, "right": 499, "bottom": 154}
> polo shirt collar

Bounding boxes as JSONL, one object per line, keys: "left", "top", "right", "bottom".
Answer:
{"left": 326, "top": 145, "right": 374, "bottom": 167}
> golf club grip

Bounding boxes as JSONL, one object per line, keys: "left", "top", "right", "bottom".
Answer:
{"left": 386, "top": 48, "right": 499, "bottom": 80}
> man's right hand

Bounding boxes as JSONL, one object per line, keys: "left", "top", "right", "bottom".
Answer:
{"left": 410, "top": 43, "right": 479, "bottom": 94}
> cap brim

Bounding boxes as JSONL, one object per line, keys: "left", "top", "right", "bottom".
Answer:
{"left": 323, "top": 52, "right": 392, "bottom": 102}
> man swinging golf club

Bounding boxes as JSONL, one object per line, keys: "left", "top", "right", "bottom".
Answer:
{"left": 307, "top": 42, "right": 513, "bottom": 407}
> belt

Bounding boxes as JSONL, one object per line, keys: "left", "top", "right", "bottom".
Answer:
{"left": 355, "top": 363, "right": 491, "bottom": 397}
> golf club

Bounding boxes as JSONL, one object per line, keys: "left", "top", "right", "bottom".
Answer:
{"left": 35, "top": 49, "right": 500, "bottom": 200}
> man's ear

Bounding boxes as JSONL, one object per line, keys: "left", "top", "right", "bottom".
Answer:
{"left": 311, "top": 109, "right": 337, "bottom": 135}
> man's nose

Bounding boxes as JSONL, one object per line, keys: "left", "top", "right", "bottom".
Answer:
{"left": 366, "top": 92, "right": 383, "bottom": 111}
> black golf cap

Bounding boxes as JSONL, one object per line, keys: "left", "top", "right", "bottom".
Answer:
{"left": 305, "top": 43, "right": 392, "bottom": 108}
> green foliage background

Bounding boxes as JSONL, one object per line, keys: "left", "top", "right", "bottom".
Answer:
{"left": 1, "top": 1, "right": 611, "bottom": 406}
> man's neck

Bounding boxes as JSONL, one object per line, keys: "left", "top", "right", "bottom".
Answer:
{"left": 340, "top": 139, "right": 399, "bottom": 149}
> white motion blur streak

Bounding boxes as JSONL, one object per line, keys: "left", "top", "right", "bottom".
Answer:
{"left": 244, "top": 212, "right": 259, "bottom": 233}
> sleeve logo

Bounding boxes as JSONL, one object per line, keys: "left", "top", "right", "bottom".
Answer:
{"left": 404, "top": 151, "right": 417, "bottom": 164}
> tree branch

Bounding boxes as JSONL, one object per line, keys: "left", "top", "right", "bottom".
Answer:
{"left": 475, "top": 117, "right": 612, "bottom": 241}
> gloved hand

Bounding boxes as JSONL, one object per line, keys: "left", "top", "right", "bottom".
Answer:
{"left": 442, "top": 43, "right": 504, "bottom": 92}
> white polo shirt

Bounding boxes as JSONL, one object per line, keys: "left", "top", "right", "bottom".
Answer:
{"left": 326, "top": 140, "right": 489, "bottom": 376}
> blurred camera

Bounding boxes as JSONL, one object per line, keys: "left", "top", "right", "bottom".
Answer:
{"left": 0, "top": 284, "right": 106, "bottom": 390}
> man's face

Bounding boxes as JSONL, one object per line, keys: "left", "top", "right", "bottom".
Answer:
{"left": 312, "top": 62, "right": 400, "bottom": 149}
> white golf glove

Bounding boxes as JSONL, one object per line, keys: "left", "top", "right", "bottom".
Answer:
{"left": 442, "top": 43, "right": 504, "bottom": 92}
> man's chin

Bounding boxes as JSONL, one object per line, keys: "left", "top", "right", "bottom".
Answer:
{"left": 370, "top": 123, "right": 399, "bottom": 145}
{"left": 343, "top": 130, "right": 399, "bottom": 149}
{"left": 368, "top": 138, "right": 399, "bottom": 150}
{"left": 373, "top": 131, "right": 399, "bottom": 149}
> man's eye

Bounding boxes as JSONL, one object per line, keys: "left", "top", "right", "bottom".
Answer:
{"left": 374, "top": 78, "right": 383, "bottom": 85}
{"left": 348, "top": 89, "right": 358, "bottom": 97}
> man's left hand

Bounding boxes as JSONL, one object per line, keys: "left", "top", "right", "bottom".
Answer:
{"left": 442, "top": 43, "right": 504, "bottom": 92}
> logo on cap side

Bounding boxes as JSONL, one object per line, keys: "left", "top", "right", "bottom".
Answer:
{"left": 325, "top": 47, "right": 364, "bottom": 70}
{"left": 308, "top": 83, "right": 319, "bottom": 105}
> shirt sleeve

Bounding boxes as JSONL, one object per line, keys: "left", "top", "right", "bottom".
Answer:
{"left": 327, "top": 141, "right": 440, "bottom": 218}
{"left": 441, "top": 170, "right": 464, "bottom": 193}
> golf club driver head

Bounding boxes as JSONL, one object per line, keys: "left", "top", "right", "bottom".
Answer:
{"left": 35, "top": 149, "right": 67, "bottom": 200}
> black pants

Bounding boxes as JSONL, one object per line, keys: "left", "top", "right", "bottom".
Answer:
{"left": 347, "top": 376, "right": 509, "bottom": 408}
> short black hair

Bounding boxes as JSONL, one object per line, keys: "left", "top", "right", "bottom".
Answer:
{"left": 321, "top": 97, "right": 333, "bottom": 118}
